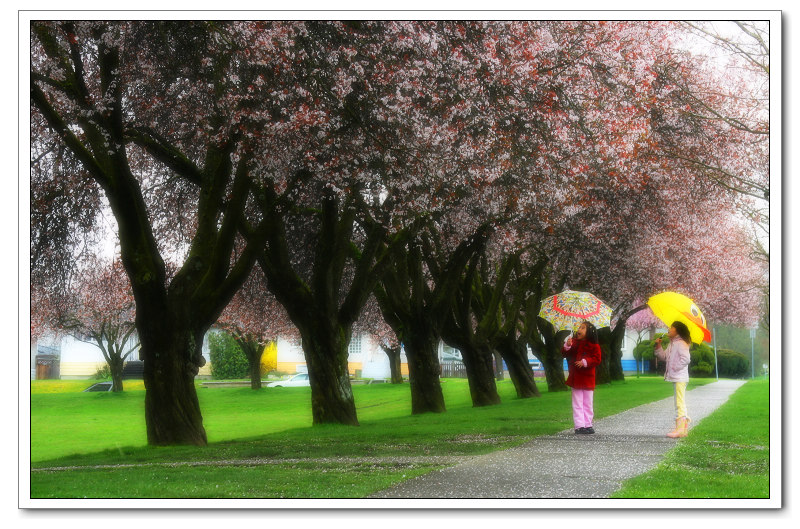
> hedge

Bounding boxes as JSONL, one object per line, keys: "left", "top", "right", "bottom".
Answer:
{"left": 208, "top": 331, "right": 249, "bottom": 380}
{"left": 635, "top": 339, "right": 750, "bottom": 378}
{"left": 716, "top": 348, "right": 750, "bottom": 378}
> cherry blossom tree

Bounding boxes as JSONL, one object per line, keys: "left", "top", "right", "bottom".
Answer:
{"left": 216, "top": 267, "right": 295, "bottom": 389}
{"left": 353, "top": 297, "right": 404, "bottom": 385}
{"left": 440, "top": 240, "right": 524, "bottom": 406}
{"left": 521, "top": 262, "right": 572, "bottom": 392}
{"left": 676, "top": 22, "right": 769, "bottom": 240}
{"left": 58, "top": 258, "right": 138, "bottom": 392}
{"left": 507, "top": 21, "right": 770, "bottom": 383}
{"left": 30, "top": 113, "right": 102, "bottom": 296}
{"left": 401, "top": 20, "right": 680, "bottom": 400}
{"left": 30, "top": 19, "right": 769, "bottom": 441}
{"left": 651, "top": 21, "right": 770, "bottom": 327}
{"left": 30, "top": 284, "right": 61, "bottom": 346}
{"left": 378, "top": 222, "right": 493, "bottom": 413}
{"left": 565, "top": 179, "right": 765, "bottom": 383}
{"left": 32, "top": 21, "right": 274, "bottom": 445}
{"left": 485, "top": 252, "right": 550, "bottom": 398}
{"left": 244, "top": 20, "right": 564, "bottom": 421}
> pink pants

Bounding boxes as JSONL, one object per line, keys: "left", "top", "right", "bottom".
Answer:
{"left": 571, "top": 388, "right": 594, "bottom": 428}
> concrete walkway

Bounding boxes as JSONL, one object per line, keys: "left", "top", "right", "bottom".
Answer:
{"left": 369, "top": 379, "right": 746, "bottom": 498}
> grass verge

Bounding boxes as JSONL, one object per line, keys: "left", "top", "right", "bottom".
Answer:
{"left": 610, "top": 379, "right": 769, "bottom": 498}
{"left": 30, "top": 376, "right": 712, "bottom": 499}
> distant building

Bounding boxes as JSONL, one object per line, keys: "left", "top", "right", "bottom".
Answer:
{"left": 29, "top": 324, "right": 653, "bottom": 381}
{"left": 29, "top": 329, "right": 410, "bottom": 381}
{"left": 30, "top": 331, "right": 140, "bottom": 380}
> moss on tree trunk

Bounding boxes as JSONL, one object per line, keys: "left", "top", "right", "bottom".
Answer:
{"left": 141, "top": 327, "right": 208, "bottom": 446}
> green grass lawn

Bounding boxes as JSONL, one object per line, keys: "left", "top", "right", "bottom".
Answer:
{"left": 611, "top": 379, "right": 769, "bottom": 498}
{"left": 30, "top": 376, "right": 712, "bottom": 499}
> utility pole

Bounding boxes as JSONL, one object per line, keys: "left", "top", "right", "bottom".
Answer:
{"left": 712, "top": 327, "right": 719, "bottom": 381}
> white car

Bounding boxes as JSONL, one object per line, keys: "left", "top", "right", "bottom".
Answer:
{"left": 266, "top": 373, "right": 311, "bottom": 387}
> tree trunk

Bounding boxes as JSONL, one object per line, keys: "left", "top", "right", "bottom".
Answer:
{"left": 597, "top": 326, "right": 624, "bottom": 384}
{"left": 381, "top": 345, "right": 404, "bottom": 384}
{"left": 106, "top": 349, "right": 125, "bottom": 392}
{"left": 533, "top": 340, "right": 569, "bottom": 392}
{"left": 404, "top": 331, "right": 446, "bottom": 414}
{"left": 141, "top": 325, "right": 207, "bottom": 446}
{"left": 496, "top": 339, "right": 539, "bottom": 398}
{"left": 247, "top": 349, "right": 263, "bottom": 390}
{"left": 493, "top": 350, "right": 504, "bottom": 380}
{"left": 110, "top": 359, "right": 124, "bottom": 392}
{"left": 300, "top": 324, "right": 359, "bottom": 426}
{"left": 609, "top": 325, "right": 626, "bottom": 381}
{"left": 532, "top": 319, "right": 571, "bottom": 392}
{"left": 458, "top": 342, "right": 501, "bottom": 407}
{"left": 237, "top": 339, "right": 264, "bottom": 390}
{"left": 595, "top": 344, "right": 612, "bottom": 384}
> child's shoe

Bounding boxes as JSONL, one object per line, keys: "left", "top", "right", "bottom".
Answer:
{"left": 584, "top": 426, "right": 595, "bottom": 434}
{"left": 666, "top": 418, "right": 680, "bottom": 438}
{"left": 676, "top": 417, "right": 690, "bottom": 437}
{"left": 667, "top": 417, "right": 689, "bottom": 438}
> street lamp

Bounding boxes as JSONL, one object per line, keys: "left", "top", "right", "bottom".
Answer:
{"left": 750, "top": 327, "right": 757, "bottom": 379}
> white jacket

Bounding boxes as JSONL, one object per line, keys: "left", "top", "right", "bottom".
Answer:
{"left": 654, "top": 337, "right": 691, "bottom": 383}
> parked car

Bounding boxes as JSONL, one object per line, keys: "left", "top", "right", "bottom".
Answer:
{"left": 266, "top": 373, "right": 310, "bottom": 387}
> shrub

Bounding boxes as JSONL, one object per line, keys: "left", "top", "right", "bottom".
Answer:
{"left": 717, "top": 349, "right": 750, "bottom": 378}
{"left": 93, "top": 364, "right": 111, "bottom": 380}
{"left": 260, "top": 341, "right": 278, "bottom": 375}
{"left": 633, "top": 339, "right": 655, "bottom": 362}
{"left": 690, "top": 360, "right": 714, "bottom": 377}
{"left": 689, "top": 343, "right": 716, "bottom": 376}
{"left": 632, "top": 338, "right": 749, "bottom": 378}
{"left": 634, "top": 338, "right": 668, "bottom": 374}
{"left": 208, "top": 331, "right": 249, "bottom": 379}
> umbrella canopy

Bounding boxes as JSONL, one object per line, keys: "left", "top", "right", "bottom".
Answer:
{"left": 538, "top": 289, "right": 613, "bottom": 332}
{"left": 647, "top": 291, "right": 712, "bottom": 344}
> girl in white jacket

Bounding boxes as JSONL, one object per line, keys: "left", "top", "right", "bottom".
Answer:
{"left": 654, "top": 321, "right": 692, "bottom": 438}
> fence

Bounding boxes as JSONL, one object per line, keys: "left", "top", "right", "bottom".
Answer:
{"left": 35, "top": 354, "right": 60, "bottom": 380}
{"left": 440, "top": 361, "right": 468, "bottom": 378}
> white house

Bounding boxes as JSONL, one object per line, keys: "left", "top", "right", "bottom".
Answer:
{"left": 30, "top": 329, "right": 409, "bottom": 380}
{"left": 30, "top": 324, "right": 652, "bottom": 381}
{"left": 270, "top": 332, "right": 404, "bottom": 379}
{"left": 30, "top": 331, "right": 141, "bottom": 380}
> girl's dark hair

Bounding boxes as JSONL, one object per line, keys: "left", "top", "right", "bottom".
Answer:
{"left": 671, "top": 321, "right": 692, "bottom": 344}
{"left": 581, "top": 321, "right": 599, "bottom": 344}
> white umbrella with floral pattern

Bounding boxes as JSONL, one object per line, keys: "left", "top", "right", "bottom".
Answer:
{"left": 538, "top": 289, "right": 613, "bottom": 332}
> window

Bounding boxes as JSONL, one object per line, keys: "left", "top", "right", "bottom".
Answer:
{"left": 348, "top": 336, "right": 362, "bottom": 357}
{"left": 72, "top": 331, "right": 93, "bottom": 342}
{"left": 440, "top": 343, "right": 461, "bottom": 362}
{"left": 127, "top": 346, "right": 141, "bottom": 362}
{"left": 37, "top": 344, "right": 60, "bottom": 357}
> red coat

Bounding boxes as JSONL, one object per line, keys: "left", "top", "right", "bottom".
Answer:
{"left": 561, "top": 339, "right": 602, "bottom": 390}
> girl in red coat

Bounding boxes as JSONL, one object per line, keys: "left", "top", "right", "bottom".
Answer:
{"left": 562, "top": 321, "right": 602, "bottom": 434}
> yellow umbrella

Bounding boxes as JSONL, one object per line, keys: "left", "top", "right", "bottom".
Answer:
{"left": 647, "top": 291, "right": 712, "bottom": 344}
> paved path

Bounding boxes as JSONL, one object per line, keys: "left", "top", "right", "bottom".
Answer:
{"left": 369, "top": 379, "right": 746, "bottom": 498}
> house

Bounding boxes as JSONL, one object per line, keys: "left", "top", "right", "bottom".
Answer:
{"left": 30, "top": 329, "right": 412, "bottom": 381}
{"left": 268, "top": 333, "right": 409, "bottom": 379}
{"left": 30, "top": 325, "right": 651, "bottom": 381}
{"left": 30, "top": 331, "right": 140, "bottom": 380}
